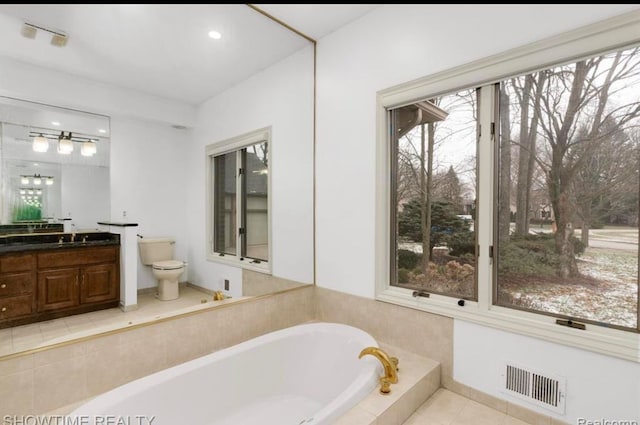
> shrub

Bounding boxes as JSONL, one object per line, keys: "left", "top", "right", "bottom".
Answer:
{"left": 498, "top": 232, "right": 585, "bottom": 276}
{"left": 397, "top": 268, "right": 410, "bottom": 283}
{"left": 448, "top": 231, "right": 475, "bottom": 257}
{"left": 398, "top": 249, "right": 421, "bottom": 270}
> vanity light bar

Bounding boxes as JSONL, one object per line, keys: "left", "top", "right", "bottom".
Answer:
{"left": 20, "top": 174, "right": 54, "bottom": 186}
{"left": 28, "top": 131, "right": 99, "bottom": 157}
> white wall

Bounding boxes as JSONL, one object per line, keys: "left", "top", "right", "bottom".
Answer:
{"left": 0, "top": 59, "right": 194, "bottom": 290}
{"left": 315, "top": 4, "right": 640, "bottom": 421}
{"left": 61, "top": 164, "right": 109, "bottom": 230}
{"left": 0, "top": 56, "right": 195, "bottom": 128}
{"left": 110, "top": 117, "right": 190, "bottom": 289}
{"left": 316, "top": 3, "right": 640, "bottom": 299}
{"left": 455, "top": 320, "right": 640, "bottom": 422}
{"left": 186, "top": 45, "right": 314, "bottom": 295}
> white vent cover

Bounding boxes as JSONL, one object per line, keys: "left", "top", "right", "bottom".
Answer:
{"left": 501, "top": 362, "right": 566, "bottom": 414}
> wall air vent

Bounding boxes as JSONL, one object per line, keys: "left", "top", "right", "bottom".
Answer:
{"left": 502, "top": 362, "right": 566, "bottom": 414}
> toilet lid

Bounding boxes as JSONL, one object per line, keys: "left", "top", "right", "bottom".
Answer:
{"left": 152, "top": 260, "right": 184, "bottom": 270}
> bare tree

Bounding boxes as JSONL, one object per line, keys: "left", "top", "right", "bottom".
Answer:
{"left": 535, "top": 49, "right": 640, "bottom": 277}
{"left": 498, "top": 85, "right": 512, "bottom": 242}
{"left": 513, "top": 73, "right": 546, "bottom": 236}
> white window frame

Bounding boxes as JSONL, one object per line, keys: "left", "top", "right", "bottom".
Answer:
{"left": 375, "top": 11, "right": 640, "bottom": 362}
{"left": 206, "top": 127, "right": 271, "bottom": 273}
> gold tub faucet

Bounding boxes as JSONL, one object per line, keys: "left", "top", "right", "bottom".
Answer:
{"left": 359, "top": 347, "right": 399, "bottom": 395}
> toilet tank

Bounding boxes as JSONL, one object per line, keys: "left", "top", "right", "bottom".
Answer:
{"left": 138, "top": 238, "right": 175, "bottom": 265}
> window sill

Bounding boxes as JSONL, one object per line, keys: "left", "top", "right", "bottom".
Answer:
{"left": 206, "top": 253, "right": 271, "bottom": 274}
{"left": 376, "top": 286, "right": 640, "bottom": 363}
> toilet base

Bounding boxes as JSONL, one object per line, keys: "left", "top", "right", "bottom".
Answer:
{"left": 157, "top": 279, "right": 179, "bottom": 301}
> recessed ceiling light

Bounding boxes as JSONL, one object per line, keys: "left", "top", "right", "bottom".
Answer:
{"left": 51, "top": 121, "right": 60, "bottom": 126}
{"left": 98, "top": 129, "right": 107, "bottom": 134}
{"left": 208, "top": 30, "right": 222, "bottom": 40}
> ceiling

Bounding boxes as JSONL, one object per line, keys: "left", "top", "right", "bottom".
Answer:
{"left": 0, "top": 4, "right": 378, "bottom": 106}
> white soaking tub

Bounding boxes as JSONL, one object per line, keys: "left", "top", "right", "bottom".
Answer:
{"left": 71, "top": 322, "right": 381, "bottom": 425}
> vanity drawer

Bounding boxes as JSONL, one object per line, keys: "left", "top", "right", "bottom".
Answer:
{"left": 0, "top": 272, "right": 35, "bottom": 297}
{"left": 0, "top": 254, "right": 36, "bottom": 273}
{"left": 0, "top": 295, "right": 33, "bottom": 320}
{"left": 38, "top": 246, "right": 118, "bottom": 268}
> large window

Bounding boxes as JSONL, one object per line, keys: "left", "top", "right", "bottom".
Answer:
{"left": 377, "top": 15, "right": 640, "bottom": 360}
{"left": 390, "top": 89, "right": 478, "bottom": 300}
{"left": 495, "top": 46, "right": 640, "bottom": 331}
{"left": 207, "top": 128, "right": 269, "bottom": 269}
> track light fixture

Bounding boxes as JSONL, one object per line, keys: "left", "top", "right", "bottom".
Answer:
{"left": 20, "top": 174, "right": 54, "bottom": 186}
{"left": 29, "top": 131, "right": 98, "bottom": 157}
{"left": 21, "top": 22, "right": 68, "bottom": 47}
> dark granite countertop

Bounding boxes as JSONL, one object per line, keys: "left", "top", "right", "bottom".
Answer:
{"left": 0, "top": 232, "right": 120, "bottom": 254}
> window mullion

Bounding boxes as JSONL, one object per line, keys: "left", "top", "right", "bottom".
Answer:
{"left": 236, "top": 150, "right": 244, "bottom": 258}
{"left": 476, "top": 84, "right": 496, "bottom": 311}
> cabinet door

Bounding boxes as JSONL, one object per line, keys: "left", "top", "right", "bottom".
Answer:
{"left": 80, "top": 263, "right": 118, "bottom": 304}
{"left": 0, "top": 272, "right": 35, "bottom": 297}
{"left": 38, "top": 268, "right": 80, "bottom": 312}
{"left": 0, "top": 295, "right": 33, "bottom": 320}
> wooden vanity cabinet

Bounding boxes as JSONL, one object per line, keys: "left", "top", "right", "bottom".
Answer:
{"left": 0, "top": 253, "right": 36, "bottom": 322}
{"left": 0, "top": 245, "right": 119, "bottom": 328}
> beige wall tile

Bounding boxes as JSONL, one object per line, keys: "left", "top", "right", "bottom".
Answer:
{"left": 466, "top": 385, "right": 508, "bottom": 413}
{"left": 377, "top": 368, "right": 441, "bottom": 425}
{"left": 242, "top": 270, "right": 309, "bottom": 296}
{"left": 34, "top": 356, "right": 88, "bottom": 413}
{"left": 123, "top": 325, "right": 169, "bottom": 381}
{"left": 0, "top": 353, "right": 33, "bottom": 377}
{"left": 85, "top": 342, "right": 129, "bottom": 396}
{"left": 506, "top": 416, "right": 535, "bottom": 425}
{"left": 507, "top": 402, "right": 552, "bottom": 425}
{"left": 163, "top": 316, "right": 209, "bottom": 367}
{"left": 315, "top": 287, "right": 453, "bottom": 381}
{"left": 0, "top": 370, "right": 33, "bottom": 415}
{"left": 34, "top": 341, "right": 87, "bottom": 367}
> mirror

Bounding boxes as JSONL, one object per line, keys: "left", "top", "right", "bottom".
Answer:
{"left": 0, "top": 5, "right": 314, "bottom": 358}
{"left": 0, "top": 96, "right": 110, "bottom": 232}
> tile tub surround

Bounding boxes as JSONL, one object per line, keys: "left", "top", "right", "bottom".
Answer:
{"left": 2, "top": 284, "right": 570, "bottom": 424}
{"left": 243, "top": 270, "right": 310, "bottom": 296}
{"left": 0, "top": 285, "right": 315, "bottom": 415}
{"left": 335, "top": 344, "right": 441, "bottom": 425}
{"left": 314, "top": 287, "right": 454, "bottom": 387}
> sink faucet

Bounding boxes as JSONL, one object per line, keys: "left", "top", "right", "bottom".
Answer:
{"left": 82, "top": 235, "right": 88, "bottom": 243}
{"left": 70, "top": 233, "right": 76, "bottom": 243}
{"left": 359, "top": 347, "right": 399, "bottom": 394}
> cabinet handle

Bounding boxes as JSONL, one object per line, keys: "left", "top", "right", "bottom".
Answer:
{"left": 0, "top": 284, "right": 5, "bottom": 289}
{"left": 1, "top": 307, "right": 6, "bottom": 312}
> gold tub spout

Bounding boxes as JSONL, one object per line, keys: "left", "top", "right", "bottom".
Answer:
{"left": 359, "top": 347, "right": 399, "bottom": 395}
{"left": 213, "top": 291, "right": 226, "bottom": 301}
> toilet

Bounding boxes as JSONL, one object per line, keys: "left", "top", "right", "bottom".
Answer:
{"left": 138, "top": 238, "right": 186, "bottom": 301}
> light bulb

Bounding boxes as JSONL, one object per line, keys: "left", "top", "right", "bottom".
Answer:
{"left": 58, "top": 136, "right": 73, "bottom": 154}
{"left": 32, "top": 134, "right": 49, "bottom": 152}
{"left": 81, "top": 140, "right": 97, "bottom": 157}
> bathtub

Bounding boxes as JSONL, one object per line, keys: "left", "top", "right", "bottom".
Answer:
{"left": 71, "top": 322, "right": 381, "bottom": 424}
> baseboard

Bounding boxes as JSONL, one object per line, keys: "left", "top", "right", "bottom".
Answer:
{"left": 186, "top": 281, "right": 215, "bottom": 296}
{"left": 443, "top": 379, "right": 569, "bottom": 425}
{"left": 119, "top": 302, "right": 138, "bottom": 312}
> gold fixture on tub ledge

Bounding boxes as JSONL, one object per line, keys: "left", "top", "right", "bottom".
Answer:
{"left": 213, "top": 291, "right": 226, "bottom": 301}
{"left": 359, "top": 347, "right": 399, "bottom": 395}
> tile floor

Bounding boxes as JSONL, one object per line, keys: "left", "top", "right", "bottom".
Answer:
{"left": 0, "top": 286, "right": 228, "bottom": 356}
{"left": 404, "top": 389, "right": 530, "bottom": 425}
